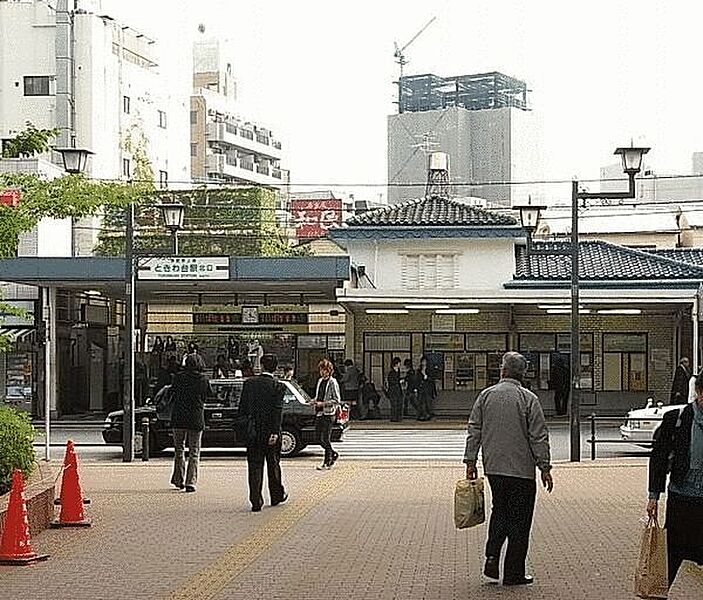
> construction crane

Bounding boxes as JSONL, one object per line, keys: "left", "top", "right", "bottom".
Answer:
{"left": 394, "top": 16, "right": 436, "bottom": 114}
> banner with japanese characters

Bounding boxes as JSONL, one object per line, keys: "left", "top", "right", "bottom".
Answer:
{"left": 137, "top": 257, "right": 230, "bottom": 280}
{"left": 291, "top": 198, "right": 342, "bottom": 239}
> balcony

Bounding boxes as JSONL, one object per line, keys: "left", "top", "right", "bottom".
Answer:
{"left": 205, "top": 121, "right": 281, "bottom": 160}
{"left": 205, "top": 152, "right": 283, "bottom": 188}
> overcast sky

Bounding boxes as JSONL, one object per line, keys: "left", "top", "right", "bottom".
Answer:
{"left": 101, "top": 0, "right": 703, "bottom": 202}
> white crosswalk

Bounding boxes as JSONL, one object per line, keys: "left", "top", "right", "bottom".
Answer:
{"left": 321, "top": 429, "right": 468, "bottom": 461}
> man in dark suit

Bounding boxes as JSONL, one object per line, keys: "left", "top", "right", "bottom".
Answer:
{"left": 670, "top": 357, "right": 690, "bottom": 404}
{"left": 238, "top": 353, "right": 288, "bottom": 512}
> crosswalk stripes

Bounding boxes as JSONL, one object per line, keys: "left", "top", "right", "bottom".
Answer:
{"left": 321, "top": 429, "right": 468, "bottom": 461}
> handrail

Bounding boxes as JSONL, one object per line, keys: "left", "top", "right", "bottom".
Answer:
{"left": 587, "top": 412, "right": 665, "bottom": 460}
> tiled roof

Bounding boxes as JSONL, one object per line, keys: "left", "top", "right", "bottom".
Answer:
{"left": 515, "top": 240, "right": 703, "bottom": 280}
{"left": 344, "top": 197, "right": 518, "bottom": 227}
{"left": 645, "top": 248, "right": 703, "bottom": 267}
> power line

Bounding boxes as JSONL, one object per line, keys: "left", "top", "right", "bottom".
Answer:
{"left": 41, "top": 172, "right": 703, "bottom": 188}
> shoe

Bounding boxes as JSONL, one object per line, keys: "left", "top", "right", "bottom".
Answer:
{"left": 330, "top": 452, "right": 339, "bottom": 465}
{"left": 503, "top": 576, "right": 534, "bottom": 586}
{"left": 316, "top": 463, "right": 330, "bottom": 471}
{"left": 171, "top": 483, "right": 185, "bottom": 490}
{"left": 271, "top": 493, "right": 289, "bottom": 507}
{"left": 184, "top": 486, "right": 196, "bottom": 493}
{"left": 484, "top": 556, "right": 499, "bottom": 580}
{"left": 251, "top": 506, "right": 262, "bottom": 512}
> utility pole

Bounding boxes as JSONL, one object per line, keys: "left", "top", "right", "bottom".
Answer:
{"left": 122, "top": 203, "right": 135, "bottom": 462}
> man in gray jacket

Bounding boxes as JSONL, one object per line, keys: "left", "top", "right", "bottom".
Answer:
{"left": 464, "top": 351, "right": 553, "bottom": 586}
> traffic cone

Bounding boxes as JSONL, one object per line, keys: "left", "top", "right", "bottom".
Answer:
{"left": 0, "top": 470, "right": 49, "bottom": 565}
{"left": 51, "top": 440, "right": 91, "bottom": 528}
{"left": 53, "top": 439, "right": 90, "bottom": 506}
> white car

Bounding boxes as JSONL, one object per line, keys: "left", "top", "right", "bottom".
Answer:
{"left": 620, "top": 399, "right": 688, "bottom": 445}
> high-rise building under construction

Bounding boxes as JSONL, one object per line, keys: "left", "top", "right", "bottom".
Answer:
{"left": 388, "top": 71, "right": 542, "bottom": 207}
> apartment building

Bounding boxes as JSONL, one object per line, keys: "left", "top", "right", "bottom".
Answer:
{"left": 190, "top": 37, "right": 286, "bottom": 189}
{"left": 0, "top": 0, "right": 190, "bottom": 254}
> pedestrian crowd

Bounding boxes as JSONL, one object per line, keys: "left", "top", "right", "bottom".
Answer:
{"left": 159, "top": 343, "right": 701, "bottom": 591}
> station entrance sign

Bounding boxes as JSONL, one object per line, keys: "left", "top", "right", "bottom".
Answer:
{"left": 137, "top": 257, "right": 230, "bottom": 280}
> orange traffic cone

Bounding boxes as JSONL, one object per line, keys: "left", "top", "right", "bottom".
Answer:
{"left": 54, "top": 439, "right": 90, "bottom": 506}
{"left": 0, "top": 470, "right": 49, "bottom": 565}
{"left": 51, "top": 440, "right": 91, "bottom": 528}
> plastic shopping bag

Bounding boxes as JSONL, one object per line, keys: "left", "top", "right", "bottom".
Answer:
{"left": 454, "top": 478, "right": 485, "bottom": 529}
{"left": 634, "top": 517, "right": 668, "bottom": 599}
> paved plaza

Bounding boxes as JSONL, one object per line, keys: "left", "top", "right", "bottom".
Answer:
{"left": 1, "top": 458, "right": 702, "bottom": 599}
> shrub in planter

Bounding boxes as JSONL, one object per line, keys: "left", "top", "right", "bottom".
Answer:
{"left": 0, "top": 406, "right": 36, "bottom": 495}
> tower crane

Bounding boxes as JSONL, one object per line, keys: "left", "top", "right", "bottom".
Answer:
{"left": 394, "top": 16, "right": 436, "bottom": 114}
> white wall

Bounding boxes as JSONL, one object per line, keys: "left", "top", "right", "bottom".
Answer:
{"left": 344, "top": 237, "right": 517, "bottom": 296}
{"left": 0, "top": 1, "right": 57, "bottom": 138}
{"left": 1, "top": 1, "right": 192, "bottom": 254}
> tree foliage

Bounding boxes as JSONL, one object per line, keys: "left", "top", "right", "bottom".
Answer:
{"left": 2, "top": 121, "right": 60, "bottom": 159}
{"left": 0, "top": 406, "right": 35, "bottom": 495}
{"left": 0, "top": 172, "right": 153, "bottom": 258}
{"left": 95, "top": 187, "right": 302, "bottom": 257}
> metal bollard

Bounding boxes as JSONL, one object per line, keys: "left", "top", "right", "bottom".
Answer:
{"left": 590, "top": 413, "right": 596, "bottom": 461}
{"left": 141, "top": 417, "right": 150, "bottom": 462}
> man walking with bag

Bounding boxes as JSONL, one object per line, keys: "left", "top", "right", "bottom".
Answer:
{"left": 464, "top": 351, "right": 553, "bottom": 586}
{"left": 238, "top": 353, "right": 288, "bottom": 512}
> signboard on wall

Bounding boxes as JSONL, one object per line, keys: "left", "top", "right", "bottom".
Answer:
{"left": 291, "top": 198, "right": 342, "bottom": 240}
{"left": 0, "top": 189, "right": 21, "bottom": 207}
{"left": 138, "top": 257, "right": 229, "bottom": 280}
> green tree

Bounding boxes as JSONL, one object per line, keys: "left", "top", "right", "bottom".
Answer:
{"left": 2, "top": 121, "right": 60, "bottom": 158}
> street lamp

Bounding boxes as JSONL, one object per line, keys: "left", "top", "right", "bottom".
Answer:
{"left": 40, "top": 146, "right": 93, "bottom": 463}
{"left": 55, "top": 146, "right": 94, "bottom": 175}
{"left": 160, "top": 201, "right": 185, "bottom": 254}
{"left": 517, "top": 144, "right": 649, "bottom": 462}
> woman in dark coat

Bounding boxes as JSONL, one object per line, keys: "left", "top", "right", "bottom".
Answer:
{"left": 387, "top": 357, "right": 404, "bottom": 422}
{"left": 647, "top": 369, "right": 703, "bottom": 587}
{"left": 170, "top": 354, "right": 211, "bottom": 492}
{"left": 416, "top": 356, "right": 436, "bottom": 421}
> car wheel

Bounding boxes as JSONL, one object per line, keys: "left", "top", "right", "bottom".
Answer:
{"left": 280, "top": 428, "right": 302, "bottom": 458}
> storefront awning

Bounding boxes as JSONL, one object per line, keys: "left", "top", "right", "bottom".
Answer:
{"left": 0, "top": 256, "right": 350, "bottom": 304}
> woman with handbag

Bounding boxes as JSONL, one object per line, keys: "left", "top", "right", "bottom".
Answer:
{"left": 311, "top": 358, "right": 341, "bottom": 470}
{"left": 647, "top": 369, "right": 703, "bottom": 587}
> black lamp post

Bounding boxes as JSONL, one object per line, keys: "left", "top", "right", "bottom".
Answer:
{"left": 517, "top": 144, "right": 650, "bottom": 462}
{"left": 160, "top": 201, "right": 185, "bottom": 255}
{"left": 55, "top": 146, "right": 94, "bottom": 175}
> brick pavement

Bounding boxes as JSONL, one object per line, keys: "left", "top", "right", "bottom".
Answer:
{"left": 0, "top": 458, "right": 701, "bottom": 600}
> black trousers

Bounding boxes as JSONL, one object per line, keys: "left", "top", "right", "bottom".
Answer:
{"left": 666, "top": 491, "right": 703, "bottom": 587}
{"left": 486, "top": 474, "right": 537, "bottom": 581}
{"left": 554, "top": 387, "right": 568, "bottom": 416}
{"left": 389, "top": 391, "right": 403, "bottom": 421}
{"left": 315, "top": 415, "right": 335, "bottom": 464}
{"left": 246, "top": 441, "right": 285, "bottom": 509}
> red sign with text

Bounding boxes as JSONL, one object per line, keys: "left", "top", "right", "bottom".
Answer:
{"left": 0, "top": 189, "right": 21, "bottom": 207}
{"left": 292, "top": 198, "right": 342, "bottom": 239}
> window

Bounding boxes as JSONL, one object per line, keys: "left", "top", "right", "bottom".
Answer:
{"left": 157, "top": 110, "right": 167, "bottom": 129}
{"left": 159, "top": 170, "right": 168, "bottom": 188}
{"left": 602, "top": 333, "right": 647, "bottom": 392}
{"left": 518, "top": 333, "right": 594, "bottom": 392}
{"left": 123, "top": 96, "right": 131, "bottom": 114}
{"left": 190, "top": 143, "right": 198, "bottom": 157}
{"left": 23, "top": 76, "right": 51, "bottom": 96}
{"left": 190, "top": 110, "right": 198, "bottom": 124}
{"left": 122, "top": 158, "right": 131, "bottom": 178}
{"left": 401, "top": 253, "right": 457, "bottom": 289}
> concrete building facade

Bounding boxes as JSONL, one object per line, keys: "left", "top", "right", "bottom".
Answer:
{"left": 0, "top": 0, "right": 191, "bottom": 254}
{"left": 190, "top": 36, "right": 285, "bottom": 189}
{"left": 388, "top": 72, "right": 542, "bottom": 208}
